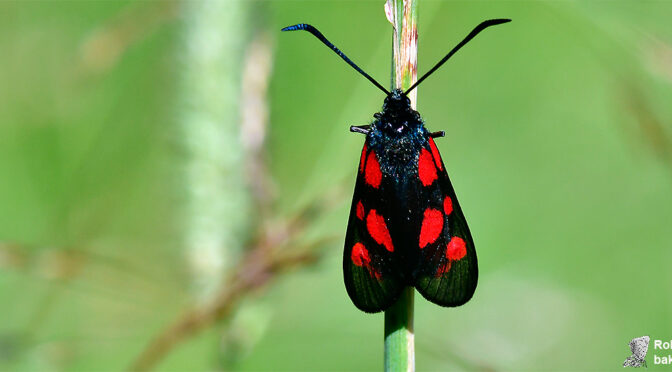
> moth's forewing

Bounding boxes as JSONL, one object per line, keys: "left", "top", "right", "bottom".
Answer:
{"left": 343, "top": 143, "right": 405, "bottom": 313}
{"left": 412, "top": 137, "right": 478, "bottom": 307}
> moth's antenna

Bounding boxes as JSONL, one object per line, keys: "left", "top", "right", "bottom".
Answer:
{"left": 282, "top": 24, "right": 390, "bottom": 95}
{"left": 405, "top": 19, "right": 511, "bottom": 95}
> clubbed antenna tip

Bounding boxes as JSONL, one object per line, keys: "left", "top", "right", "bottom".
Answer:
{"left": 281, "top": 23, "right": 390, "bottom": 95}
{"left": 404, "top": 18, "right": 511, "bottom": 95}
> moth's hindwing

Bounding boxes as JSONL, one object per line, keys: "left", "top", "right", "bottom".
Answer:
{"left": 412, "top": 137, "right": 478, "bottom": 307}
{"left": 343, "top": 142, "right": 405, "bottom": 313}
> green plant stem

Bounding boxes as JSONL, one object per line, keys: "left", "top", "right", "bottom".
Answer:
{"left": 384, "top": 0, "right": 418, "bottom": 371}
{"left": 384, "top": 287, "right": 415, "bottom": 371}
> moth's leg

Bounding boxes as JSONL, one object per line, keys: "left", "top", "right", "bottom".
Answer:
{"left": 430, "top": 131, "right": 445, "bottom": 138}
{"left": 350, "top": 125, "right": 370, "bottom": 135}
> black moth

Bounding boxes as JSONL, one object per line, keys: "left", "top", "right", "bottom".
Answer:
{"left": 282, "top": 19, "right": 510, "bottom": 312}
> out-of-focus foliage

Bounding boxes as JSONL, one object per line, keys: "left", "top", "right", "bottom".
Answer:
{"left": 1, "top": 1, "right": 671, "bottom": 371}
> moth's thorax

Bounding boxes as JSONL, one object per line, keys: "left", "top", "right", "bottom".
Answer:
{"left": 367, "top": 89, "right": 428, "bottom": 175}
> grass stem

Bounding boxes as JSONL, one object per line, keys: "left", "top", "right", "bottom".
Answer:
{"left": 384, "top": 0, "right": 418, "bottom": 371}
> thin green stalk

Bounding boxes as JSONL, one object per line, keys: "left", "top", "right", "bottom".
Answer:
{"left": 180, "top": 0, "right": 251, "bottom": 300}
{"left": 384, "top": 287, "right": 415, "bottom": 371}
{"left": 384, "top": 0, "right": 418, "bottom": 371}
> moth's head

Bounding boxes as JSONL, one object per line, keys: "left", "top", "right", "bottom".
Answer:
{"left": 383, "top": 89, "right": 412, "bottom": 113}
{"left": 375, "top": 89, "right": 418, "bottom": 136}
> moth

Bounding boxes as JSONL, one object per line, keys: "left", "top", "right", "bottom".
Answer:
{"left": 623, "top": 336, "right": 649, "bottom": 368}
{"left": 282, "top": 19, "right": 510, "bottom": 312}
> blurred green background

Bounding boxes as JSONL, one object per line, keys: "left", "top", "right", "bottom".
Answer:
{"left": 1, "top": 0, "right": 671, "bottom": 370}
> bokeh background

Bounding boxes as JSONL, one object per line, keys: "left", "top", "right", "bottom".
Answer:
{"left": 1, "top": 0, "right": 671, "bottom": 370}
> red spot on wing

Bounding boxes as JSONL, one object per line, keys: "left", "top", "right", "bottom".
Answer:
{"left": 356, "top": 200, "right": 365, "bottom": 220}
{"left": 435, "top": 262, "right": 451, "bottom": 277}
{"left": 365, "top": 151, "right": 382, "bottom": 188}
{"left": 446, "top": 237, "right": 467, "bottom": 261}
{"left": 428, "top": 137, "right": 443, "bottom": 170}
{"left": 443, "top": 196, "right": 453, "bottom": 216}
{"left": 419, "top": 208, "right": 443, "bottom": 248}
{"left": 366, "top": 209, "right": 394, "bottom": 252}
{"left": 418, "top": 148, "right": 437, "bottom": 186}
{"left": 369, "top": 267, "right": 382, "bottom": 280}
{"left": 351, "top": 242, "right": 382, "bottom": 280}
{"left": 351, "top": 243, "right": 371, "bottom": 267}
{"left": 359, "top": 144, "right": 367, "bottom": 173}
